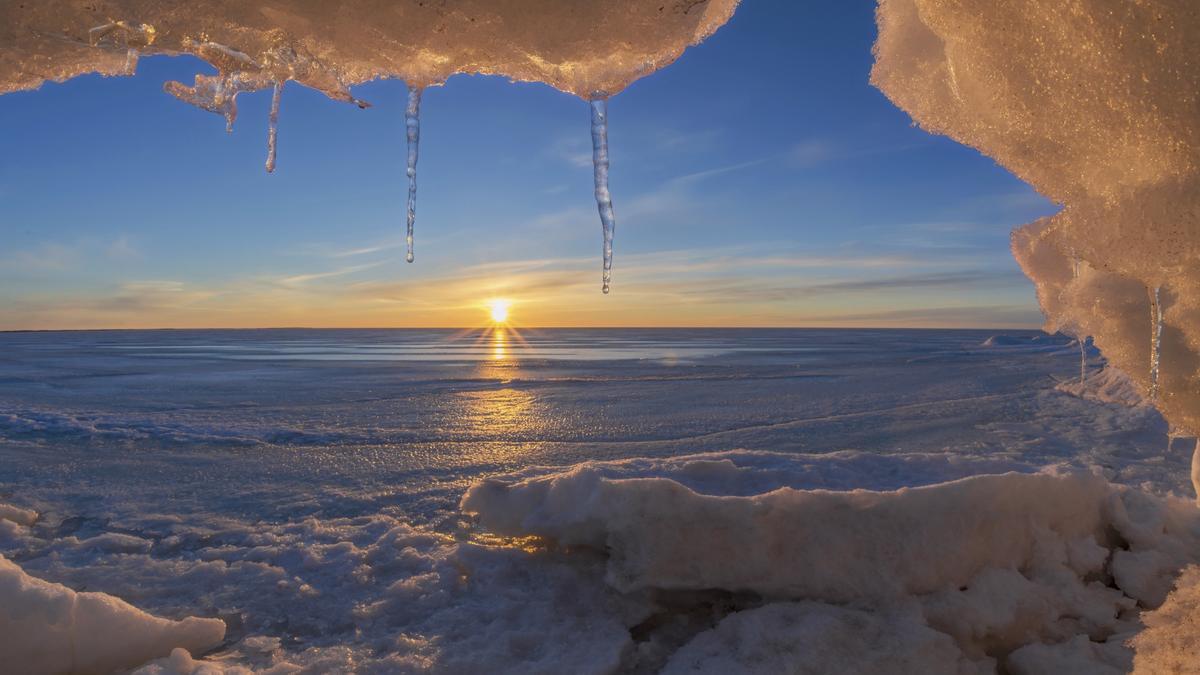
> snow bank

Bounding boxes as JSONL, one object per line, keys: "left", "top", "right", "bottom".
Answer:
{"left": 0, "top": 553, "right": 226, "bottom": 674}
{"left": 1130, "top": 565, "right": 1200, "bottom": 673}
{"left": 462, "top": 451, "right": 1200, "bottom": 672}
{"left": 871, "top": 0, "right": 1200, "bottom": 445}
{"left": 660, "top": 602, "right": 984, "bottom": 675}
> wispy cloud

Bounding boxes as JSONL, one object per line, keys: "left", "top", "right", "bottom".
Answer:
{"left": 279, "top": 262, "right": 384, "bottom": 286}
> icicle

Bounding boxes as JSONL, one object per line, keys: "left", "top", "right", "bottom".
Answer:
{"left": 590, "top": 97, "right": 616, "bottom": 294}
{"left": 404, "top": 85, "right": 422, "bottom": 263}
{"left": 1148, "top": 285, "right": 1163, "bottom": 400}
{"left": 265, "top": 81, "right": 283, "bottom": 173}
{"left": 1069, "top": 252, "right": 1087, "bottom": 385}
{"left": 1192, "top": 438, "right": 1200, "bottom": 506}
{"left": 1079, "top": 337, "right": 1087, "bottom": 385}
{"left": 88, "top": 21, "right": 155, "bottom": 76}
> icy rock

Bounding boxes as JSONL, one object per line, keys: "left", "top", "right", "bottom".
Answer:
{"left": 871, "top": 0, "right": 1200, "bottom": 442}
{"left": 0, "top": 554, "right": 225, "bottom": 675}
{"left": 0, "top": 1, "right": 740, "bottom": 99}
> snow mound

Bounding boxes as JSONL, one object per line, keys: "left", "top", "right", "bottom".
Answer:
{"left": 660, "top": 602, "right": 985, "bottom": 675}
{"left": 0, "top": 552, "right": 226, "bottom": 675}
{"left": 1056, "top": 367, "right": 1146, "bottom": 409}
{"left": 0, "top": 501, "right": 37, "bottom": 527}
{"left": 872, "top": 0, "right": 1200, "bottom": 441}
{"left": 0, "top": 0, "right": 739, "bottom": 99}
{"left": 462, "top": 451, "right": 1200, "bottom": 672}
{"left": 1131, "top": 565, "right": 1200, "bottom": 673}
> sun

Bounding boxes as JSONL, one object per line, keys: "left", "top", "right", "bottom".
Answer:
{"left": 488, "top": 298, "right": 511, "bottom": 324}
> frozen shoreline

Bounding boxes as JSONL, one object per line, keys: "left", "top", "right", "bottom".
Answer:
{"left": 1, "top": 330, "right": 1197, "bottom": 672}
{"left": 4, "top": 451, "right": 1199, "bottom": 673}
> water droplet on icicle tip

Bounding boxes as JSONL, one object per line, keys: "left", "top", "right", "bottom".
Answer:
{"left": 1149, "top": 285, "right": 1163, "bottom": 401}
{"left": 590, "top": 97, "right": 616, "bottom": 294}
{"left": 405, "top": 85, "right": 422, "bottom": 264}
{"left": 265, "top": 81, "right": 283, "bottom": 173}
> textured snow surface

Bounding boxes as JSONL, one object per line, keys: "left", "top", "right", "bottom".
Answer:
{"left": 5, "top": 450, "right": 1200, "bottom": 673}
{"left": 872, "top": 0, "right": 1200, "bottom": 439}
{"left": 461, "top": 454, "right": 1200, "bottom": 673}
{"left": 0, "top": 0, "right": 739, "bottom": 99}
{"left": 0, "top": 546, "right": 225, "bottom": 675}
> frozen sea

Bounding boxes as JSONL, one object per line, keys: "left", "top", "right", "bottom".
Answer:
{"left": 0, "top": 328, "right": 1192, "bottom": 673}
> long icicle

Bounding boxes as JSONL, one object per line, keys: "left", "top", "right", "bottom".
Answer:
{"left": 405, "top": 85, "right": 422, "bottom": 263}
{"left": 1148, "top": 285, "right": 1163, "bottom": 400}
{"left": 590, "top": 97, "right": 616, "bottom": 294}
{"left": 265, "top": 81, "right": 283, "bottom": 173}
{"left": 1079, "top": 337, "right": 1087, "bottom": 384}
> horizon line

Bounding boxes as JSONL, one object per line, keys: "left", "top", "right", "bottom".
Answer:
{"left": 1, "top": 325, "right": 1049, "bottom": 333}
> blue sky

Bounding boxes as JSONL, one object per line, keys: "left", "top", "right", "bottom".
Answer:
{"left": 0, "top": 1, "right": 1058, "bottom": 329}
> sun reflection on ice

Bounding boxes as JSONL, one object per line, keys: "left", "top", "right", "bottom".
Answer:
{"left": 491, "top": 326, "right": 507, "bottom": 361}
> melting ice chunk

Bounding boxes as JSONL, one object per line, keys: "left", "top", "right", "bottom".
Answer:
{"left": 405, "top": 86, "right": 422, "bottom": 263}
{"left": 590, "top": 97, "right": 616, "bottom": 294}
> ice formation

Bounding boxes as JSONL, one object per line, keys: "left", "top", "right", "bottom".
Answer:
{"left": 264, "top": 81, "right": 282, "bottom": 174}
{"left": 459, "top": 452, "right": 1200, "bottom": 673}
{"left": 872, "top": 0, "right": 1200, "bottom": 495}
{"left": 590, "top": 98, "right": 617, "bottom": 294}
{"left": 0, "top": 505, "right": 225, "bottom": 675}
{"left": 404, "top": 86, "right": 422, "bottom": 264}
{"left": 0, "top": 0, "right": 739, "bottom": 288}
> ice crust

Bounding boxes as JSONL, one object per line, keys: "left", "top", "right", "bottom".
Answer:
{"left": 0, "top": 1, "right": 739, "bottom": 99}
{"left": 0, "top": 535, "right": 225, "bottom": 674}
{"left": 871, "top": 0, "right": 1200, "bottom": 443}
{"left": 460, "top": 452, "right": 1200, "bottom": 673}
{"left": 4, "top": 447, "right": 1200, "bottom": 673}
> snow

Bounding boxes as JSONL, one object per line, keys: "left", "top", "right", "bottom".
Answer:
{"left": 660, "top": 602, "right": 984, "bottom": 675}
{"left": 1, "top": 325, "right": 1199, "bottom": 671}
{"left": 0, "top": 501, "right": 37, "bottom": 528}
{"left": 1055, "top": 366, "right": 1146, "bottom": 409}
{"left": 0, "top": 0, "right": 1198, "bottom": 667}
{"left": 0, "top": 1, "right": 739, "bottom": 99}
{"left": 1130, "top": 565, "right": 1200, "bottom": 673}
{"left": 462, "top": 453, "right": 1200, "bottom": 672}
{"left": 871, "top": 0, "right": 1200, "bottom": 448}
{"left": 0, "top": 551, "right": 225, "bottom": 675}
